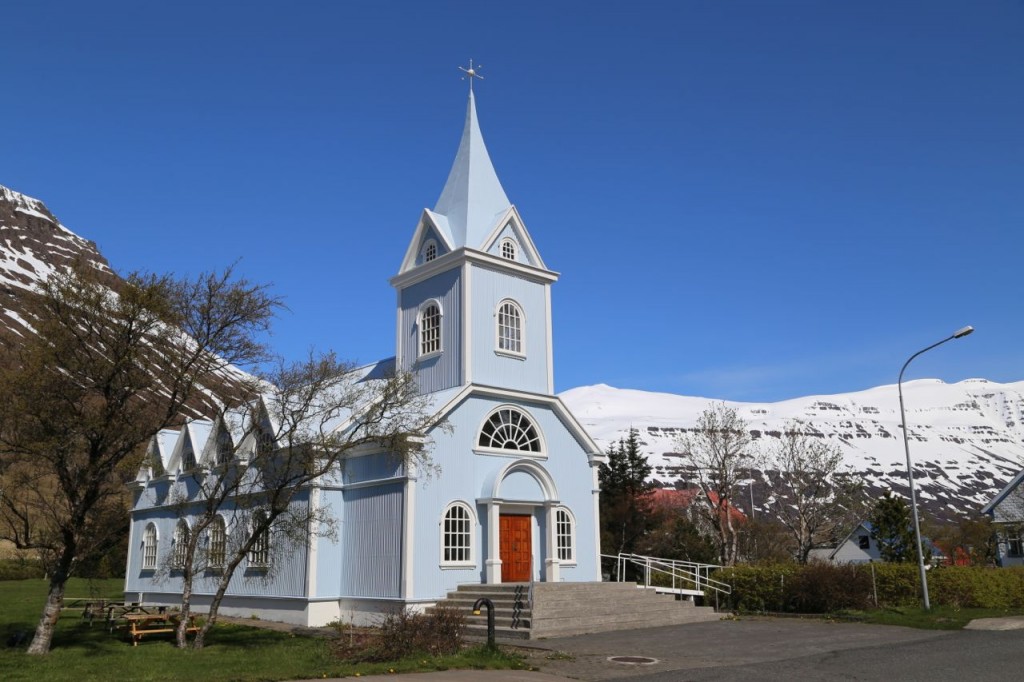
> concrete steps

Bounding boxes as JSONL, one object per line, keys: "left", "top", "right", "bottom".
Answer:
{"left": 433, "top": 581, "right": 721, "bottom": 640}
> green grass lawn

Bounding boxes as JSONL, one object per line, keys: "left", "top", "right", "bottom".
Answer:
{"left": 0, "top": 578, "right": 525, "bottom": 681}
{"left": 837, "top": 605, "right": 1024, "bottom": 630}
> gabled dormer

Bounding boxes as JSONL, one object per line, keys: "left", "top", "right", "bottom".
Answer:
{"left": 391, "top": 90, "right": 560, "bottom": 397}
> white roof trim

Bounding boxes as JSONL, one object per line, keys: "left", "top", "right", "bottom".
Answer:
{"left": 479, "top": 205, "right": 548, "bottom": 270}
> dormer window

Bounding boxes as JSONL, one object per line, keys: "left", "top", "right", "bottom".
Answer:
{"left": 423, "top": 240, "right": 438, "bottom": 263}
{"left": 419, "top": 302, "right": 442, "bottom": 357}
{"left": 500, "top": 238, "right": 517, "bottom": 261}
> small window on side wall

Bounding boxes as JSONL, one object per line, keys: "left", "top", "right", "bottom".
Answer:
{"left": 555, "top": 508, "right": 575, "bottom": 563}
{"left": 441, "top": 502, "right": 474, "bottom": 566}
{"left": 209, "top": 517, "right": 227, "bottom": 568}
{"left": 142, "top": 523, "right": 158, "bottom": 570}
{"left": 249, "top": 511, "right": 270, "bottom": 567}
{"left": 173, "top": 520, "right": 190, "bottom": 569}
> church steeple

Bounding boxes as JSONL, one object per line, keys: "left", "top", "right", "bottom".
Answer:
{"left": 431, "top": 90, "right": 512, "bottom": 249}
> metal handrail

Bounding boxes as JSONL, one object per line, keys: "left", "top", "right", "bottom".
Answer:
{"left": 600, "top": 552, "right": 731, "bottom": 597}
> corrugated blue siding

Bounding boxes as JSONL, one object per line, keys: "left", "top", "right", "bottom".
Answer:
{"left": 345, "top": 453, "right": 404, "bottom": 485}
{"left": 341, "top": 483, "right": 404, "bottom": 598}
{"left": 125, "top": 491, "right": 309, "bottom": 599}
{"left": 315, "top": 490, "right": 344, "bottom": 598}
{"left": 399, "top": 267, "right": 462, "bottom": 394}
{"left": 469, "top": 265, "right": 548, "bottom": 394}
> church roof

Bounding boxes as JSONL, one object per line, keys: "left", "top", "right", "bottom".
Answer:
{"left": 432, "top": 90, "right": 512, "bottom": 250}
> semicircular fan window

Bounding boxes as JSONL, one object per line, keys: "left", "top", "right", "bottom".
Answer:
{"left": 478, "top": 408, "right": 541, "bottom": 453}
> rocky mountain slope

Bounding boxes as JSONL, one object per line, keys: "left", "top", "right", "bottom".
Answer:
{"left": 561, "top": 380, "right": 1024, "bottom": 523}
{"left": 0, "top": 183, "right": 247, "bottom": 414}
{"left": 0, "top": 185, "right": 114, "bottom": 348}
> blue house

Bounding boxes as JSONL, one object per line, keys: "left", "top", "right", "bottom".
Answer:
{"left": 124, "top": 89, "right": 606, "bottom": 626}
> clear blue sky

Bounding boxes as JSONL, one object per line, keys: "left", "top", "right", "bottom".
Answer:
{"left": 4, "top": 1, "right": 1022, "bottom": 401}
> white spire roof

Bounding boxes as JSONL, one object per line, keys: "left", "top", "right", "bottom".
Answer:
{"left": 432, "top": 90, "right": 512, "bottom": 249}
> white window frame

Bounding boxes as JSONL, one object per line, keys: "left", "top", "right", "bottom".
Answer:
{"left": 1007, "top": 527, "right": 1023, "bottom": 558}
{"left": 418, "top": 300, "right": 443, "bottom": 358}
{"left": 422, "top": 239, "right": 438, "bottom": 263}
{"left": 495, "top": 299, "right": 525, "bottom": 357}
{"left": 142, "top": 523, "right": 158, "bottom": 570}
{"left": 475, "top": 406, "right": 546, "bottom": 457}
{"left": 181, "top": 441, "right": 196, "bottom": 472}
{"left": 440, "top": 501, "right": 476, "bottom": 568}
{"left": 208, "top": 516, "right": 227, "bottom": 568}
{"left": 500, "top": 237, "right": 517, "bottom": 261}
{"left": 248, "top": 511, "right": 271, "bottom": 568}
{"left": 555, "top": 507, "right": 576, "bottom": 564}
{"left": 215, "top": 428, "right": 233, "bottom": 466}
{"left": 172, "top": 520, "right": 190, "bottom": 569}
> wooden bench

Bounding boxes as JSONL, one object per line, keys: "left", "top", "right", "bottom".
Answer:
{"left": 123, "top": 613, "right": 198, "bottom": 646}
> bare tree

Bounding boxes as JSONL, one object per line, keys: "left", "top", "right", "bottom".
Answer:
{"left": 677, "top": 403, "right": 752, "bottom": 566}
{"left": 759, "top": 423, "right": 864, "bottom": 564}
{"left": 165, "top": 354, "right": 434, "bottom": 649}
{"left": 0, "top": 264, "right": 277, "bottom": 654}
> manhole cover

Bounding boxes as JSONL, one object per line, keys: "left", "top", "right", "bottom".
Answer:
{"left": 608, "top": 656, "right": 659, "bottom": 666}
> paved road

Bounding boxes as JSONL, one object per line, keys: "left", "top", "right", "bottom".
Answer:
{"left": 512, "top": 617, "right": 1024, "bottom": 681}
{"left": 314, "top": 616, "right": 1024, "bottom": 682}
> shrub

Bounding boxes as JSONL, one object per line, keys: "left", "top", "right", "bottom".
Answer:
{"left": 786, "top": 562, "right": 873, "bottom": 613}
{"left": 333, "top": 606, "right": 466, "bottom": 663}
{"left": 714, "top": 562, "right": 1024, "bottom": 614}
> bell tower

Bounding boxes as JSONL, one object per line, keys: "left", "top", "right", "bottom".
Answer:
{"left": 390, "top": 82, "right": 558, "bottom": 397}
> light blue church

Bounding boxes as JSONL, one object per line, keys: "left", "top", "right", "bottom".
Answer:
{"left": 125, "top": 88, "right": 606, "bottom": 626}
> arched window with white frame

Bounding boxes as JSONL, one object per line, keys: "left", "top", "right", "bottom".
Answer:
{"left": 142, "top": 523, "right": 158, "bottom": 570}
{"left": 209, "top": 516, "right": 227, "bottom": 568}
{"left": 422, "top": 239, "right": 438, "bottom": 263}
{"left": 477, "top": 407, "right": 543, "bottom": 454}
{"left": 419, "top": 302, "right": 442, "bottom": 357}
{"left": 440, "top": 502, "right": 475, "bottom": 566}
{"left": 172, "top": 520, "right": 190, "bottom": 569}
{"left": 555, "top": 507, "right": 576, "bottom": 563}
{"left": 248, "top": 510, "right": 270, "bottom": 567}
{"left": 500, "top": 237, "right": 517, "bottom": 261}
{"left": 496, "top": 300, "right": 524, "bottom": 355}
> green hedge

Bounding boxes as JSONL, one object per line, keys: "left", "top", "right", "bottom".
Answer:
{"left": 712, "top": 563, "right": 1024, "bottom": 613}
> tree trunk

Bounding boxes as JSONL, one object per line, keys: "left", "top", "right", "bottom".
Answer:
{"left": 191, "top": 552, "right": 245, "bottom": 649}
{"left": 175, "top": 563, "right": 195, "bottom": 648}
{"left": 27, "top": 553, "right": 73, "bottom": 655}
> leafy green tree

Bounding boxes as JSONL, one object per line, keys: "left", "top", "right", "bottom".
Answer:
{"left": 869, "top": 491, "right": 922, "bottom": 563}
{"left": 599, "top": 428, "right": 656, "bottom": 560}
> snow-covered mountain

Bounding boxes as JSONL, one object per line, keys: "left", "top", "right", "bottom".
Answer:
{"left": 0, "top": 184, "right": 115, "bottom": 348}
{"left": 0, "top": 183, "right": 248, "bottom": 413}
{"left": 561, "top": 380, "right": 1024, "bottom": 523}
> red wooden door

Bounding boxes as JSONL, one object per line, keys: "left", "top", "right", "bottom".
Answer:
{"left": 500, "top": 514, "right": 532, "bottom": 582}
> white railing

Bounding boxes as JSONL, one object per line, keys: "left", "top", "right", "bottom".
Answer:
{"left": 601, "top": 553, "right": 731, "bottom": 599}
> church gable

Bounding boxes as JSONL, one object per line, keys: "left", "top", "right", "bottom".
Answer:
{"left": 397, "top": 211, "right": 456, "bottom": 275}
{"left": 480, "top": 207, "right": 545, "bottom": 269}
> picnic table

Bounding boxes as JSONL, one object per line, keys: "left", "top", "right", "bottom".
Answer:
{"left": 123, "top": 612, "right": 198, "bottom": 646}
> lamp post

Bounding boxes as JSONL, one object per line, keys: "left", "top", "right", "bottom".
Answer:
{"left": 898, "top": 325, "right": 973, "bottom": 611}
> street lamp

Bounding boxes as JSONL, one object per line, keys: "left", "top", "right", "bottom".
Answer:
{"left": 898, "top": 325, "right": 974, "bottom": 611}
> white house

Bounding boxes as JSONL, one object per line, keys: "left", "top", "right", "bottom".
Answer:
{"left": 982, "top": 470, "right": 1024, "bottom": 567}
{"left": 124, "top": 88, "right": 606, "bottom": 626}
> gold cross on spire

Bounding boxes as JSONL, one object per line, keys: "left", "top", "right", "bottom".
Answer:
{"left": 458, "top": 59, "right": 484, "bottom": 92}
